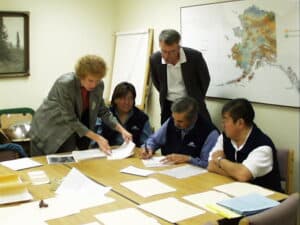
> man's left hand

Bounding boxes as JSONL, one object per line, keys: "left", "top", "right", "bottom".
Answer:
{"left": 161, "top": 154, "right": 191, "bottom": 164}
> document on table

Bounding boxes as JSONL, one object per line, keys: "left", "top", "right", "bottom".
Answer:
{"left": 107, "top": 141, "right": 135, "bottom": 160}
{"left": 95, "top": 207, "right": 161, "bottom": 225}
{"left": 0, "top": 157, "right": 42, "bottom": 170}
{"left": 120, "top": 166, "right": 155, "bottom": 177}
{"left": 213, "top": 182, "right": 274, "bottom": 197}
{"left": 142, "top": 156, "right": 169, "bottom": 168}
{"left": 27, "top": 170, "right": 50, "bottom": 185}
{"left": 46, "top": 154, "right": 75, "bottom": 164}
{"left": 56, "top": 168, "right": 110, "bottom": 195}
{"left": 159, "top": 165, "right": 207, "bottom": 179}
{"left": 0, "top": 204, "right": 47, "bottom": 225}
{"left": 72, "top": 149, "right": 106, "bottom": 162}
{"left": 138, "top": 197, "right": 205, "bottom": 223}
{"left": 120, "top": 178, "right": 176, "bottom": 197}
{"left": 183, "top": 190, "right": 231, "bottom": 212}
{"left": 217, "top": 193, "right": 279, "bottom": 216}
{"left": 0, "top": 174, "right": 33, "bottom": 205}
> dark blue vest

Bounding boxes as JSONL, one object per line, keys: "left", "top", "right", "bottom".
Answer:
{"left": 223, "top": 124, "right": 282, "bottom": 192}
{"left": 102, "top": 106, "right": 148, "bottom": 147}
{"left": 163, "top": 114, "right": 217, "bottom": 157}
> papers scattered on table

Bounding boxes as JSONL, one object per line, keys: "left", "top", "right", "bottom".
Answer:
{"left": 138, "top": 197, "right": 205, "bottom": 223}
{"left": 46, "top": 154, "right": 75, "bottom": 164}
{"left": 120, "top": 178, "right": 175, "bottom": 197}
{"left": 120, "top": 166, "right": 155, "bottom": 177}
{"left": 214, "top": 182, "right": 274, "bottom": 197}
{"left": 142, "top": 156, "right": 169, "bottom": 167}
{"left": 81, "top": 223, "right": 100, "bottom": 225}
{"left": 0, "top": 174, "right": 33, "bottom": 205}
{"left": 217, "top": 193, "right": 279, "bottom": 216}
{"left": 72, "top": 149, "right": 106, "bottom": 162}
{"left": 0, "top": 157, "right": 42, "bottom": 170}
{"left": 183, "top": 190, "right": 231, "bottom": 212}
{"left": 159, "top": 165, "right": 207, "bottom": 179}
{"left": 107, "top": 141, "right": 135, "bottom": 160}
{"left": 28, "top": 170, "right": 50, "bottom": 185}
{"left": 95, "top": 207, "right": 161, "bottom": 225}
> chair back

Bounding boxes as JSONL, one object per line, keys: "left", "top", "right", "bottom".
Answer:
{"left": 239, "top": 192, "right": 299, "bottom": 225}
{"left": 276, "top": 149, "right": 294, "bottom": 193}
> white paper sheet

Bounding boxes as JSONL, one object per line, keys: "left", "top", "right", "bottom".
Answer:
{"left": 0, "top": 205, "right": 47, "bottom": 225}
{"left": 20, "top": 196, "right": 80, "bottom": 221}
{"left": 142, "top": 156, "right": 170, "bottom": 168}
{"left": 183, "top": 190, "right": 231, "bottom": 212}
{"left": 0, "top": 157, "right": 42, "bottom": 170}
{"left": 120, "top": 166, "right": 154, "bottom": 177}
{"left": 28, "top": 170, "right": 50, "bottom": 185}
{"left": 72, "top": 149, "right": 106, "bottom": 162}
{"left": 139, "top": 197, "right": 205, "bottom": 223}
{"left": 107, "top": 141, "right": 135, "bottom": 160}
{"left": 159, "top": 165, "right": 207, "bottom": 179}
{"left": 120, "top": 178, "right": 175, "bottom": 197}
{"left": 213, "top": 182, "right": 274, "bottom": 197}
{"left": 95, "top": 207, "right": 161, "bottom": 225}
{"left": 81, "top": 223, "right": 101, "bottom": 225}
{"left": 56, "top": 168, "right": 110, "bottom": 195}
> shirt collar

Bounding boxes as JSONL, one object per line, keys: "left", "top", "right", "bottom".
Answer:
{"left": 231, "top": 126, "right": 253, "bottom": 151}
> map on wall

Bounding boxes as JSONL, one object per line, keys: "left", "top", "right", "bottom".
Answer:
{"left": 181, "top": 0, "right": 300, "bottom": 107}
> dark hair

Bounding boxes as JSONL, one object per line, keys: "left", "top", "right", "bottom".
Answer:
{"left": 159, "top": 29, "right": 181, "bottom": 45}
{"left": 221, "top": 98, "right": 255, "bottom": 126}
{"left": 111, "top": 82, "right": 136, "bottom": 107}
{"left": 171, "top": 97, "right": 199, "bottom": 121}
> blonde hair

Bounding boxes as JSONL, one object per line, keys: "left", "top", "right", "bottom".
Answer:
{"left": 75, "top": 55, "right": 107, "bottom": 79}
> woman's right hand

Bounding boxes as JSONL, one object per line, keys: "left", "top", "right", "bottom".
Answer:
{"left": 96, "top": 135, "right": 111, "bottom": 155}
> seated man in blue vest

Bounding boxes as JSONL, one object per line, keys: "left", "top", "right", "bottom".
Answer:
{"left": 141, "top": 97, "right": 219, "bottom": 168}
{"left": 207, "top": 98, "right": 282, "bottom": 192}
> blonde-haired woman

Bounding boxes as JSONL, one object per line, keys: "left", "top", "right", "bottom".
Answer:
{"left": 30, "top": 55, "right": 132, "bottom": 156}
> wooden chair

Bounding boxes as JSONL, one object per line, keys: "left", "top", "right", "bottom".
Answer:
{"left": 276, "top": 149, "right": 294, "bottom": 194}
{"left": 238, "top": 192, "right": 299, "bottom": 225}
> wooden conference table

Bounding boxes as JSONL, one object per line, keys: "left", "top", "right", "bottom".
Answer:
{"left": 0, "top": 149, "right": 287, "bottom": 225}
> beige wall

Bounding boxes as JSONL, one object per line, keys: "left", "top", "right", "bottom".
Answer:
{"left": 0, "top": 0, "right": 117, "bottom": 108}
{"left": 115, "top": 0, "right": 300, "bottom": 192}
{"left": 0, "top": 0, "right": 299, "bottom": 191}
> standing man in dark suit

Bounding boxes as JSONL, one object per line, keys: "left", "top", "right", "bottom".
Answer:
{"left": 150, "top": 29, "right": 211, "bottom": 124}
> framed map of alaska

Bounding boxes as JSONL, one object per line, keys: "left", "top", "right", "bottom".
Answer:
{"left": 181, "top": 0, "right": 299, "bottom": 107}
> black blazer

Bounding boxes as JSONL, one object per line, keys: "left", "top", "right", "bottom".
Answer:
{"left": 150, "top": 47, "right": 211, "bottom": 120}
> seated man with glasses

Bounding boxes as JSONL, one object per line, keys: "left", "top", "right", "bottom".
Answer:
{"left": 150, "top": 29, "right": 212, "bottom": 125}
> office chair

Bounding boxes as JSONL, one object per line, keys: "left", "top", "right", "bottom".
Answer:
{"left": 238, "top": 192, "right": 299, "bottom": 225}
{"left": 276, "top": 149, "right": 294, "bottom": 193}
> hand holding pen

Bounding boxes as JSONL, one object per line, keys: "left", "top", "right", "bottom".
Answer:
{"left": 140, "top": 143, "right": 153, "bottom": 159}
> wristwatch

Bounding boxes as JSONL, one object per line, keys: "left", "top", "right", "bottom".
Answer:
{"left": 217, "top": 156, "right": 223, "bottom": 168}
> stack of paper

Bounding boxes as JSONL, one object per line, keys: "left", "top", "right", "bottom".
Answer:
{"left": 107, "top": 141, "right": 135, "bottom": 160}
{"left": 217, "top": 193, "right": 279, "bottom": 216}
{"left": 213, "top": 182, "right": 274, "bottom": 197}
{"left": 0, "top": 174, "right": 33, "bottom": 205}
{"left": 72, "top": 149, "right": 106, "bottom": 162}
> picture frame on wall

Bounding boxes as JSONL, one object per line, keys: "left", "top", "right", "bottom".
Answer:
{"left": 0, "top": 11, "right": 29, "bottom": 77}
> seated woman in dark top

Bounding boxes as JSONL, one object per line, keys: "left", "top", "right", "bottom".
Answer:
{"left": 96, "top": 82, "right": 152, "bottom": 147}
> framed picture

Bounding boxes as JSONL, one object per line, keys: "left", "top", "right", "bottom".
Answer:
{"left": 0, "top": 11, "right": 29, "bottom": 77}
